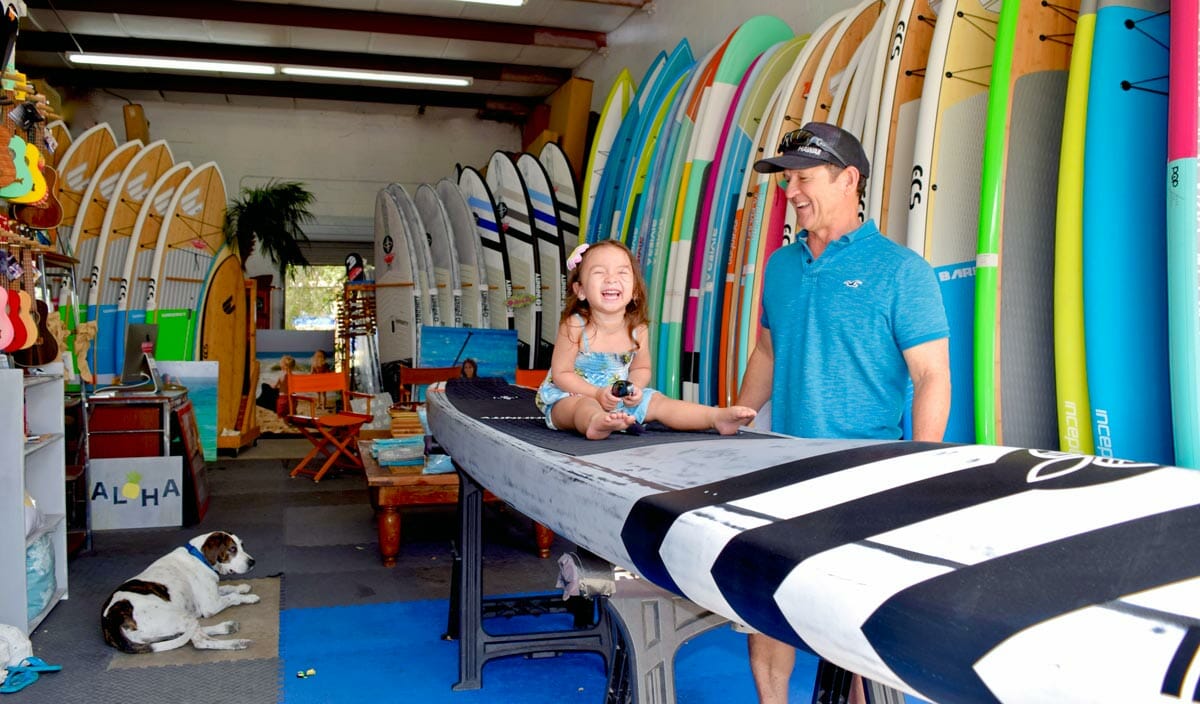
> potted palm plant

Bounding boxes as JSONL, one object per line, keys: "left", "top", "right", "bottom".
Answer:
{"left": 223, "top": 180, "right": 316, "bottom": 276}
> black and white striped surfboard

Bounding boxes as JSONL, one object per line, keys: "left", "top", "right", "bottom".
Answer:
{"left": 427, "top": 380, "right": 1200, "bottom": 704}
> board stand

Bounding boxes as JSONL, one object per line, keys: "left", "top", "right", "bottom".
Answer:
{"left": 444, "top": 464, "right": 615, "bottom": 692}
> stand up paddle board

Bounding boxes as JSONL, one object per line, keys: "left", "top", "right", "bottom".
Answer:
{"left": 436, "top": 178, "right": 488, "bottom": 328}
{"left": 429, "top": 378, "right": 1200, "bottom": 704}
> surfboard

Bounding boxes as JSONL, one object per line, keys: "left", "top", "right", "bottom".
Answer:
{"left": 388, "top": 183, "right": 441, "bottom": 329}
{"left": 1082, "top": 0, "right": 1172, "bottom": 464}
{"left": 659, "top": 15, "right": 794, "bottom": 400}
{"left": 974, "top": 0, "right": 1076, "bottom": 450}
{"left": 734, "top": 11, "right": 848, "bottom": 389}
{"left": 1053, "top": 0, "right": 1099, "bottom": 455}
{"left": 436, "top": 178, "right": 489, "bottom": 329}
{"left": 589, "top": 51, "right": 666, "bottom": 244}
{"left": 374, "top": 188, "right": 422, "bottom": 366}
{"left": 87, "top": 140, "right": 176, "bottom": 380}
{"left": 196, "top": 246, "right": 247, "bottom": 439}
{"left": 429, "top": 378, "right": 1200, "bottom": 704}
{"left": 415, "top": 183, "right": 463, "bottom": 328}
{"left": 579, "top": 69, "right": 634, "bottom": 244}
{"left": 144, "top": 161, "right": 226, "bottom": 362}
{"left": 458, "top": 166, "right": 513, "bottom": 333}
{"left": 53, "top": 122, "right": 115, "bottom": 247}
{"left": 1167, "top": 0, "right": 1200, "bottom": 468}
{"left": 538, "top": 142, "right": 581, "bottom": 266}
{"left": 46, "top": 120, "right": 71, "bottom": 168}
{"left": 642, "top": 43, "right": 727, "bottom": 374}
{"left": 907, "top": 0, "right": 1001, "bottom": 444}
{"left": 609, "top": 41, "right": 695, "bottom": 245}
{"left": 802, "top": 0, "right": 885, "bottom": 124}
{"left": 869, "top": 0, "right": 937, "bottom": 244}
{"left": 855, "top": 0, "right": 907, "bottom": 181}
{"left": 114, "top": 161, "right": 193, "bottom": 362}
{"left": 486, "top": 152, "right": 542, "bottom": 370}
{"left": 692, "top": 37, "right": 808, "bottom": 406}
{"left": 516, "top": 153, "right": 564, "bottom": 365}
{"left": 70, "top": 139, "right": 142, "bottom": 312}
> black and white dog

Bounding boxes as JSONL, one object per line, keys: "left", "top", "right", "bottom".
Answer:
{"left": 101, "top": 532, "right": 259, "bottom": 653}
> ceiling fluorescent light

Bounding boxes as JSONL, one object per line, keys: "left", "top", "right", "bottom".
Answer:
{"left": 281, "top": 67, "right": 472, "bottom": 87}
{"left": 68, "top": 53, "right": 275, "bottom": 75}
{"left": 456, "top": 0, "right": 527, "bottom": 6}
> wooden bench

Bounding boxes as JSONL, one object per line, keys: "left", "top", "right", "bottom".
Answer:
{"left": 359, "top": 437, "right": 553, "bottom": 567}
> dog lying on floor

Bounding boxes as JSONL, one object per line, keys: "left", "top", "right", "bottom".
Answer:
{"left": 101, "top": 531, "right": 259, "bottom": 653}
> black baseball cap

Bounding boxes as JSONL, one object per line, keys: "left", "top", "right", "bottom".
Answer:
{"left": 753, "top": 121, "right": 871, "bottom": 179}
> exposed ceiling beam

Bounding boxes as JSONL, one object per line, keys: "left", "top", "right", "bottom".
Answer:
{"left": 18, "top": 32, "right": 571, "bottom": 85}
{"left": 23, "top": 0, "right": 608, "bottom": 51}
{"left": 32, "top": 68, "right": 538, "bottom": 121}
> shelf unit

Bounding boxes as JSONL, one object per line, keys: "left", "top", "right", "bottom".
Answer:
{"left": 0, "top": 364, "right": 68, "bottom": 636}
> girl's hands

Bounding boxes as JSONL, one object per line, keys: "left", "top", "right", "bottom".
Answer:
{"left": 621, "top": 383, "right": 643, "bottom": 407}
{"left": 595, "top": 384, "right": 620, "bottom": 411}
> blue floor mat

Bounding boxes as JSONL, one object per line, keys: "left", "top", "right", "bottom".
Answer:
{"left": 280, "top": 597, "right": 827, "bottom": 703}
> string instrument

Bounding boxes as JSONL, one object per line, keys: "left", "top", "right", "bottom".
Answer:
{"left": 0, "top": 251, "right": 11, "bottom": 350}
{"left": 10, "top": 238, "right": 57, "bottom": 366}
{"left": 12, "top": 100, "right": 62, "bottom": 230}
{"left": 0, "top": 234, "right": 30, "bottom": 352}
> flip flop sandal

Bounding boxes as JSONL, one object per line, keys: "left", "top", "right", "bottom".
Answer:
{"left": 0, "top": 667, "right": 39, "bottom": 694}
{"left": 14, "top": 656, "right": 61, "bottom": 673}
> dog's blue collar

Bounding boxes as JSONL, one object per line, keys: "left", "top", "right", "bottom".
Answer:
{"left": 185, "top": 543, "right": 218, "bottom": 574}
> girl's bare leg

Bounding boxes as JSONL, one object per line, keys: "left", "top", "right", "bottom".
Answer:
{"left": 552, "top": 395, "right": 636, "bottom": 440}
{"left": 643, "top": 395, "right": 756, "bottom": 434}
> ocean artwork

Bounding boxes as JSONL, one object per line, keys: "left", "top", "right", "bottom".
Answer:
{"left": 418, "top": 326, "right": 518, "bottom": 395}
{"left": 157, "top": 361, "right": 219, "bottom": 461}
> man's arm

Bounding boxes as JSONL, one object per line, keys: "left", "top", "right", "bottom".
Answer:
{"left": 903, "top": 337, "right": 951, "bottom": 442}
{"left": 737, "top": 328, "right": 774, "bottom": 412}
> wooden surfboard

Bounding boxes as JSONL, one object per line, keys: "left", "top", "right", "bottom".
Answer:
{"left": 429, "top": 378, "right": 1200, "bottom": 704}
{"left": 906, "top": 0, "right": 1001, "bottom": 443}
{"left": 196, "top": 246, "right": 247, "bottom": 441}
{"left": 87, "top": 139, "right": 176, "bottom": 380}
{"left": 53, "top": 122, "right": 116, "bottom": 247}
{"left": 974, "top": 0, "right": 1078, "bottom": 450}
{"left": 115, "top": 161, "right": 193, "bottom": 364}
{"left": 868, "top": 0, "right": 937, "bottom": 244}
{"left": 46, "top": 119, "right": 71, "bottom": 168}
{"left": 144, "top": 161, "right": 226, "bottom": 361}
{"left": 70, "top": 139, "right": 142, "bottom": 317}
{"left": 802, "top": 0, "right": 885, "bottom": 124}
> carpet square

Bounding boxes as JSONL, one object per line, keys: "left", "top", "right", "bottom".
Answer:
{"left": 107, "top": 577, "right": 280, "bottom": 670}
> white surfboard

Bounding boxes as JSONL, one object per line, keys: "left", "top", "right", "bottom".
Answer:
{"left": 486, "top": 151, "right": 542, "bottom": 370}
{"left": 415, "top": 183, "right": 463, "bottom": 328}
{"left": 436, "top": 177, "right": 489, "bottom": 329}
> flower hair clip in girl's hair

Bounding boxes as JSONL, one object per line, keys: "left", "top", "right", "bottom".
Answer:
{"left": 566, "top": 242, "right": 590, "bottom": 271}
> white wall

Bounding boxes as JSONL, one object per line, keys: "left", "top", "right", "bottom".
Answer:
{"left": 70, "top": 93, "right": 520, "bottom": 242}
{"left": 575, "top": 0, "right": 855, "bottom": 111}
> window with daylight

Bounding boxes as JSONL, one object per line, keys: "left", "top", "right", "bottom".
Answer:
{"left": 284, "top": 265, "right": 342, "bottom": 330}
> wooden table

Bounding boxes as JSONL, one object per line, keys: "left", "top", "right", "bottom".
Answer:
{"left": 359, "top": 439, "right": 553, "bottom": 567}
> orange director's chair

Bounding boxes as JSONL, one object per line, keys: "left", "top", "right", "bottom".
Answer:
{"left": 285, "top": 371, "right": 374, "bottom": 482}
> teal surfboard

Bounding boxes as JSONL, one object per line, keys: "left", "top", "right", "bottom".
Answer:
{"left": 1167, "top": 0, "right": 1200, "bottom": 467}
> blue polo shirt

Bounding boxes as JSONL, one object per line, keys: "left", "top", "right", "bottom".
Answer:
{"left": 761, "top": 219, "right": 948, "bottom": 439}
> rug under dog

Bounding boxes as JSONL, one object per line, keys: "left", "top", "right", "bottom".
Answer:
{"left": 107, "top": 577, "right": 280, "bottom": 670}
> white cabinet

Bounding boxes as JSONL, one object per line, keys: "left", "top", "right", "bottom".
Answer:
{"left": 0, "top": 364, "right": 67, "bottom": 636}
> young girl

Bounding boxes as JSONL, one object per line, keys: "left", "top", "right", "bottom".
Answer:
{"left": 274, "top": 355, "right": 297, "bottom": 417}
{"left": 536, "top": 240, "right": 756, "bottom": 440}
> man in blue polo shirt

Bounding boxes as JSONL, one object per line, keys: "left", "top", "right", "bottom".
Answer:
{"left": 737, "top": 122, "right": 950, "bottom": 703}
